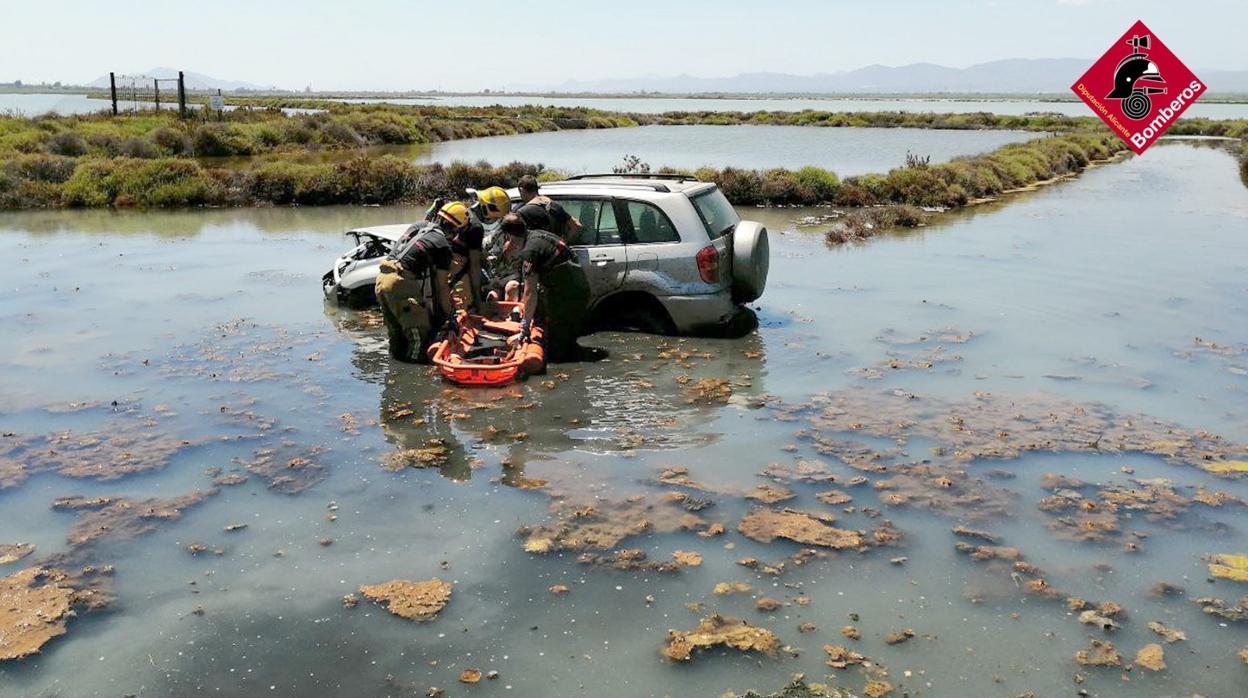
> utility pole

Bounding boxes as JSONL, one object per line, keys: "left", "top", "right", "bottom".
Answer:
{"left": 109, "top": 72, "right": 118, "bottom": 116}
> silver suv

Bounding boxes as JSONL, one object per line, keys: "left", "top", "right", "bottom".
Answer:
{"left": 511, "top": 174, "right": 768, "bottom": 335}
{"left": 323, "top": 175, "right": 768, "bottom": 336}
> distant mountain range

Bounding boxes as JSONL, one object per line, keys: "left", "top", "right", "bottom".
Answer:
{"left": 80, "top": 59, "right": 1248, "bottom": 95}
{"left": 87, "top": 68, "right": 277, "bottom": 92}
{"left": 547, "top": 59, "right": 1248, "bottom": 95}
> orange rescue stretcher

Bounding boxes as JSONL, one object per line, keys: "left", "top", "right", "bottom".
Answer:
{"left": 426, "top": 302, "right": 545, "bottom": 386}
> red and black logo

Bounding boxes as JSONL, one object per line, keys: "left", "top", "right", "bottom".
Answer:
{"left": 1072, "top": 20, "right": 1205, "bottom": 154}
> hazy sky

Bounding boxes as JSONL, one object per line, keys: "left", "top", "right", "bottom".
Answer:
{"left": 3, "top": 0, "right": 1244, "bottom": 90}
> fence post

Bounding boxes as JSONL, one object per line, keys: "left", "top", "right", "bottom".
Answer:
{"left": 154, "top": 78, "right": 160, "bottom": 111}
{"left": 177, "top": 71, "right": 187, "bottom": 119}
{"left": 110, "top": 72, "right": 118, "bottom": 116}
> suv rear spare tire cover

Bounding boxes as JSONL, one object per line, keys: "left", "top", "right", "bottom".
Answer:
{"left": 732, "top": 221, "right": 769, "bottom": 303}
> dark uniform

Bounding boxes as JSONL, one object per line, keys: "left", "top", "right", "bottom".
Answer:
{"left": 449, "top": 209, "right": 488, "bottom": 308}
{"left": 375, "top": 224, "right": 453, "bottom": 362}
{"left": 517, "top": 196, "right": 573, "bottom": 239}
{"left": 518, "top": 229, "right": 590, "bottom": 362}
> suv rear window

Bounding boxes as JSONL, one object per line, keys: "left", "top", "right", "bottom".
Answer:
{"left": 623, "top": 201, "right": 679, "bottom": 244}
{"left": 690, "top": 188, "right": 739, "bottom": 239}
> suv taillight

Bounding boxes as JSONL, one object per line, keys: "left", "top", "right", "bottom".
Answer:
{"left": 696, "top": 245, "right": 719, "bottom": 283}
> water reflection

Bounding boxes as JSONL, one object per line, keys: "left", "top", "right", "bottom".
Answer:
{"left": 327, "top": 298, "right": 770, "bottom": 485}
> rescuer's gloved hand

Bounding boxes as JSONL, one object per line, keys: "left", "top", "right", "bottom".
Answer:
{"left": 519, "top": 319, "right": 531, "bottom": 343}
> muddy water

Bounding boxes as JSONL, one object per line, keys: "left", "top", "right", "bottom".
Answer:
{"left": 1, "top": 142, "right": 1247, "bottom": 698}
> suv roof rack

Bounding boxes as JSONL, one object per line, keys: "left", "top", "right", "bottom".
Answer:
{"left": 564, "top": 173, "right": 701, "bottom": 182}
{"left": 541, "top": 180, "right": 673, "bottom": 193}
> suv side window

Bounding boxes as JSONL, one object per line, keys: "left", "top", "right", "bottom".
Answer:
{"left": 622, "top": 200, "right": 679, "bottom": 244}
{"left": 556, "top": 198, "right": 623, "bottom": 246}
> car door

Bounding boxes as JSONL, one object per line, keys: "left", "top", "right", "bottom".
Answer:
{"left": 619, "top": 198, "right": 684, "bottom": 294}
{"left": 553, "top": 196, "right": 627, "bottom": 299}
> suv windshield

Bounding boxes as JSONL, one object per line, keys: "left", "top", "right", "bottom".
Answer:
{"left": 689, "top": 188, "right": 740, "bottom": 239}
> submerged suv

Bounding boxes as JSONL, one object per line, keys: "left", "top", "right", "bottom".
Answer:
{"left": 515, "top": 174, "right": 768, "bottom": 335}
{"left": 323, "top": 174, "right": 768, "bottom": 336}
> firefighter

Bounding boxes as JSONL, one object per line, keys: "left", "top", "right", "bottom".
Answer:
{"left": 499, "top": 213, "right": 590, "bottom": 363}
{"left": 374, "top": 202, "right": 468, "bottom": 362}
{"left": 515, "top": 175, "right": 582, "bottom": 240}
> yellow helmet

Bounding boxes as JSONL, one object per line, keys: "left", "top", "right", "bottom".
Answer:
{"left": 476, "top": 186, "right": 512, "bottom": 221}
{"left": 437, "top": 201, "right": 472, "bottom": 230}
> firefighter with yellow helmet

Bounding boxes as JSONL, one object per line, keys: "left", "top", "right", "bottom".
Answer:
{"left": 452, "top": 186, "right": 511, "bottom": 312}
{"left": 375, "top": 201, "right": 473, "bottom": 363}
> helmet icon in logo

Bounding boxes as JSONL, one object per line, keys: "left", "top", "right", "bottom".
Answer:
{"left": 1106, "top": 34, "right": 1167, "bottom": 120}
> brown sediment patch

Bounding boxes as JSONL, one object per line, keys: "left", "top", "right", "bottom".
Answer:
{"left": 212, "top": 472, "right": 249, "bottom": 487}
{"left": 955, "top": 542, "right": 1021, "bottom": 562}
{"left": 358, "top": 579, "right": 452, "bottom": 621}
{"left": 662, "top": 491, "right": 714, "bottom": 512}
{"left": 382, "top": 440, "right": 450, "bottom": 470}
{"left": 816, "top": 490, "right": 853, "bottom": 506}
{"left": 1046, "top": 512, "right": 1122, "bottom": 544}
{"left": 143, "top": 319, "right": 324, "bottom": 385}
{"left": 802, "top": 437, "right": 901, "bottom": 473}
{"left": 877, "top": 327, "right": 977, "bottom": 346}
{"left": 738, "top": 508, "right": 865, "bottom": 550}
{"left": 1193, "top": 596, "right": 1248, "bottom": 622}
{"left": 59, "top": 489, "right": 217, "bottom": 548}
{"left": 1192, "top": 488, "right": 1244, "bottom": 507}
{"left": 1146, "top": 621, "right": 1186, "bottom": 643}
{"left": 1075, "top": 639, "right": 1121, "bottom": 667}
{"left": 1078, "top": 610, "right": 1120, "bottom": 631}
{"left": 656, "top": 466, "right": 719, "bottom": 493}
{"left": 873, "top": 465, "right": 1014, "bottom": 521}
{"left": 0, "top": 544, "right": 35, "bottom": 565}
{"left": 662, "top": 614, "right": 778, "bottom": 662}
{"left": 1239, "top": 648, "right": 1248, "bottom": 665}
{"left": 672, "top": 551, "right": 703, "bottom": 567}
{"left": 520, "top": 496, "right": 705, "bottom": 554}
{"left": 785, "top": 387, "right": 1248, "bottom": 473}
{"left": 238, "top": 446, "right": 326, "bottom": 494}
{"left": 756, "top": 597, "right": 783, "bottom": 612}
{"left": 747, "top": 484, "right": 796, "bottom": 505}
{"left": 1134, "top": 643, "right": 1166, "bottom": 671}
{"left": 952, "top": 526, "right": 999, "bottom": 544}
{"left": 863, "top": 680, "right": 893, "bottom": 698}
{"left": 1206, "top": 554, "right": 1248, "bottom": 583}
{"left": 884, "top": 629, "right": 915, "bottom": 645}
{"left": 2, "top": 419, "right": 197, "bottom": 491}
{"left": 577, "top": 549, "right": 680, "bottom": 573}
{"left": 850, "top": 345, "right": 964, "bottom": 379}
{"left": 683, "top": 378, "right": 733, "bottom": 405}
{"left": 823, "top": 644, "right": 870, "bottom": 669}
{"left": 841, "top": 626, "right": 861, "bottom": 640}
{"left": 0, "top": 566, "right": 105, "bottom": 661}
{"left": 714, "top": 581, "right": 754, "bottom": 595}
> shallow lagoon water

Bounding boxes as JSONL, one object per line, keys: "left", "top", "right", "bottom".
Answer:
{"left": 0, "top": 143, "right": 1247, "bottom": 697}
{"left": 409, "top": 125, "right": 1035, "bottom": 175}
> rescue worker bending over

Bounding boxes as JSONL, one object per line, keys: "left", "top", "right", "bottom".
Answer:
{"left": 515, "top": 175, "right": 581, "bottom": 240}
{"left": 451, "top": 186, "right": 511, "bottom": 312}
{"left": 500, "top": 213, "right": 590, "bottom": 363}
{"left": 375, "top": 203, "right": 466, "bottom": 362}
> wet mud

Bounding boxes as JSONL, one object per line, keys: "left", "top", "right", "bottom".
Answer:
{"left": 662, "top": 614, "right": 779, "bottom": 662}
{"left": 358, "top": 579, "right": 453, "bottom": 621}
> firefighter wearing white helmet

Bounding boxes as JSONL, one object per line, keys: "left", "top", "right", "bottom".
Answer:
{"left": 374, "top": 201, "right": 471, "bottom": 363}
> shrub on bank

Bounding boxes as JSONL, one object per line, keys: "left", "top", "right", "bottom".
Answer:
{"left": 61, "top": 158, "right": 223, "bottom": 207}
